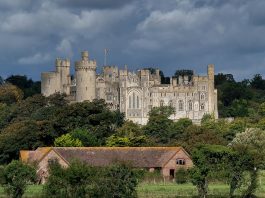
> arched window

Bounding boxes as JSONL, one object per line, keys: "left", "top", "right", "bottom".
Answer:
{"left": 200, "top": 93, "right": 205, "bottom": 100}
{"left": 200, "top": 103, "right": 205, "bottom": 110}
{"left": 160, "top": 100, "right": 164, "bottom": 107}
{"left": 133, "top": 92, "right": 136, "bottom": 109}
{"left": 178, "top": 100, "right": 184, "bottom": 111}
{"left": 188, "top": 101, "right": 193, "bottom": 111}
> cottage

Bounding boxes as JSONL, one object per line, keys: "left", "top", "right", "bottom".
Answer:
{"left": 20, "top": 147, "right": 193, "bottom": 183}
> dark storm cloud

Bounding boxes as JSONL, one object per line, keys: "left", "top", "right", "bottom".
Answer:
{"left": 54, "top": 0, "right": 134, "bottom": 9}
{"left": 0, "top": 0, "right": 265, "bottom": 80}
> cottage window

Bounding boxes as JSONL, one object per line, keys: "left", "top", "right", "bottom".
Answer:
{"left": 176, "top": 159, "right": 185, "bottom": 165}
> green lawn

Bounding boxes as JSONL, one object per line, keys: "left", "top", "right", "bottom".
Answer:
{"left": 1, "top": 180, "right": 265, "bottom": 198}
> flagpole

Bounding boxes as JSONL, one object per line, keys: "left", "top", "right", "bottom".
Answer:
{"left": 104, "top": 48, "right": 107, "bottom": 66}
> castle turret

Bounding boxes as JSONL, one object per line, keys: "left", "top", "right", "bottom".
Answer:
{"left": 75, "top": 51, "right": 97, "bottom": 102}
{"left": 207, "top": 64, "right": 216, "bottom": 116}
{"left": 56, "top": 58, "right": 71, "bottom": 95}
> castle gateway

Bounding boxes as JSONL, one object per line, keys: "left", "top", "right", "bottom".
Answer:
{"left": 41, "top": 51, "right": 218, "bottom": 125}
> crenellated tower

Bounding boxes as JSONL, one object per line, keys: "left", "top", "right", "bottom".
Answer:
{"left": 75, "top": 51, "right": 97, "bottom": 102}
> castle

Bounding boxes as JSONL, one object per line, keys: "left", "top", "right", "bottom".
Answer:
{"left": 41, "top": 51, "right": 218, "bottom": 125}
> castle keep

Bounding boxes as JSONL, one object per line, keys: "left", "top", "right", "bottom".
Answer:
{"left": 41, "top": 51, "right": 218, "bottom": 125}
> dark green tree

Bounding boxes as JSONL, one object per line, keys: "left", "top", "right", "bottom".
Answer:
{"left": 0, "top": 160, "right": 36, "bottom": 198}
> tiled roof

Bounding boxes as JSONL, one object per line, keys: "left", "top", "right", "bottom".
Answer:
{"left": 21, "top": 147, "right": 188, "bottom": 168}
{"left": 53, "top": 147, "right": 182, "bottom": 168}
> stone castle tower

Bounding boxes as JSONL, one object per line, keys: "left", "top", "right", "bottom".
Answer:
{"left": 41, "top": 58, "right": 71, "bottom": 96}
{"left": 75, "top": 51, "right": 97, "bottom": 102}
{"left": 41, "top": 51, "right": 218, "bottom": 125}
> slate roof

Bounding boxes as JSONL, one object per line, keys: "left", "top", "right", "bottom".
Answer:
{"left": 20, "top": 147, "right": 188, "bottom": 168}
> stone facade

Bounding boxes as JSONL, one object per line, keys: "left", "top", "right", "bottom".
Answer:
{"left": 41, "top": 51, "right": 218, "bottom": 125}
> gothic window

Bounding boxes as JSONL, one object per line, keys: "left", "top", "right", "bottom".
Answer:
{"left": 169, "top": 100, "right": 173, "bottom": 107}
{"left": 178, "top": 100, "right": 184, "bottom": 111}
{"left": 129, "top": 96, "right": 132, "bottom": 108}
{"left": 188, "top": 101, "right": 193, "bottom": 111}
{"left": 137, "top": 96, "right": 139, "bottom": 109}
{"left": 200, "top": 93, "right": 205, "bottom": 100}
{"left": 160, "top": 100, "right": 164, "bottom": 107}
{"left": 133, "top": 92, "right": 136, "bottom": 109}
{"left": 200, "top": 103, "right": 205, "bottom": 110}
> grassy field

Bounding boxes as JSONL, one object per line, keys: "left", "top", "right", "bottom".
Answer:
{"left": 2, "top": 171, "right": 265, "bottom": 198}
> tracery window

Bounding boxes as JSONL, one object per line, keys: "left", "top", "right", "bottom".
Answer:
{"left": 200, "top": 93, "right": 205, "bottom": 100}
{"left": 178, "top": 100, "right": 184, "bottom": 111}
{"left": 188, "top": 100, "right": 193, "bottom": 111}
{"left": 200, "top": 103, "right": 205, "bottom": 110}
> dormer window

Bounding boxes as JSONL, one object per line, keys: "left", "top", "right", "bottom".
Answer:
{"left": 176, "top": 159, "right": 185, "bottom": 165}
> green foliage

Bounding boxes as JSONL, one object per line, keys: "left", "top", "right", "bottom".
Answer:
{"left": 106, "top": 135, "right": 148, "bottom": 147}
{"left": 70, "top": 129, "right": 99, "bottom": 146}
{"left": 189, "top": 144, "right": 233, "bottom": 198}
{"left": 54, "top": 134, "right": 83, "bottom": 147}
{"left": 0, "top": 120, "right": 55, "bottom": 164}
{"left": 93, "top": 163, "right": 139, "bottom": 198}
{"left": 175, "top": 168, "right": 189, "bottom": 184}
{"left": 116, "top": 120, "right": 142, "bottom": 137}
{"left": 0, "top": 84, "right": 24, "bottom": 105}
{"left": 53, "top": 99, "right": 124, "bottom": 144}
{"left": 250, "top": 74, "right": 265, "bottom": 90}
{"left": 42, "top": 160, "right": 96, "bottom": 198}
{"left": 0, "top": 160, "right": 36, "bottom": 198}
{"left": 5, "top": 75, "right": 40, "bottom": 98}
{"left": 43, "top": 160, "right": 139, "bottom": 198}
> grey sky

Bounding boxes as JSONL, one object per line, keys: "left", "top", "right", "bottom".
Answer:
{"left": 0, "top": 0, "right": 265, "bottom": 80}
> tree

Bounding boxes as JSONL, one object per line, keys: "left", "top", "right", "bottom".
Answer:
{"left": 230, "top": 128, "right": 265, "bottom": 197}
{"left": 0, "top": 120, "right": 55, "bottom": 164}
{"left": 42, "top": 160, "right": 96, "bottom": 198}
{"left": 54, "top": 134, "right": 83, "bottom": 147}
{"left": 175, "top": 168, "right": 189, "bottom": 184}
{"left": 189, "top": 145, "right": 232, "bottom": 198}
{"left": 116, "top": 120, "right": 142, "bottom": 137}
{"left": 0, "top": 84, "right": 24, "bottom": 104}
{"left": 106, "top": 135, "right": 147, "bottom": 147}
{"left": 143, "top": 106, "right": 175, "bottom": 144}
{"left": 0, "top": 160, "right": 36, "bottom": 198}
{"left": 0, "top": 76, "right": 3, "bottom": 85}
{"left": 93, "top": 163, "right": 139, "bottom": 198}
{"left": 53, "top": 99, "right": 124, "bottom": 144}
{"left": 250, "top": 74, "right": 265, "bottom": 90}
{"left": 5, "top": 75, "right": 41, "bottom": 98}
{"left": 70, "top": 129, "right": 99, "bottom": 146}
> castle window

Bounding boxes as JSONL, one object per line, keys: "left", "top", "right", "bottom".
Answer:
{"left": 178, "top": 100, "right": 184, "bottom": 111}
{"left": 200, "top": 103, "right": 205, "bottom": 110}
{"left": 161, "top": 93, "right": 163, "bottom": 97}
{"left": 160, "top": 100, "right": 164, "bottom": 107}
{"left": 200, "top": 93, "right": 205, "bottom": 100}
{"left": 137, "top": 96, "right": 140, "bottom": 109}
{"left": 133, "top": 92, "right": 136, "bottom": 109}
{"left": 169, "top": 100, "right": 173, "bottom": 107}
{"left": 188, "top": 101, "right": 193, "bottom": 111}
{"left": 86, "top": 87, "right": 87, "bottom": 91}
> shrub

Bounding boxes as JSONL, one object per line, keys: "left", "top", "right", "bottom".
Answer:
{"left": 0, "top": 160, "right": 36, "bottom": 198}
{"left": 175, "top": 168, "right": 189, "bottom": 184}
